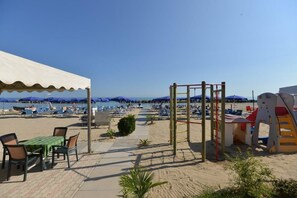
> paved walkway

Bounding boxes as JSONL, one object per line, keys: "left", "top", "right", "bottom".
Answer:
{"left": 74, "top": 109, "right": 149, "bottom": 197}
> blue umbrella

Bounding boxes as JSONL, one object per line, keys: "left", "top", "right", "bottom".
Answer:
{"left": 226, "top": 95, "right": 248, "bottom": 101}
{"left": 190, "top": 95, "right": 210, "bottom": 101}
{"left": 44, "top": 97, "right": 55, "bottom": 102}
{"left": 152, "top": 96, "right": 171, "bottom": 102}
{"left": 79, "top": 98, "right": 96, "bottom": 103}
{"left": 19, "top": 97, "right": 44, "bottom": 102}
{"left": 111, "top": 96, "right": 132, "bottom": 103}
{"left": 46, "top": 97, "right": 65, "bottom": 103}
{"left": 100, "top": 98, "right": 110, "bottom": 102}
{"left": 69, "top": 98, "right": 80, "bottom": 103}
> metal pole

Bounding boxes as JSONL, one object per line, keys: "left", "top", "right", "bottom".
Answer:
{"left": 202, "top": 81, "right": 206, "bottom": 162}
{"left": 87, "top": 88, "right": 92, "bottom": 153}
{"left": 187, "top": 85, "right": 190, "bottom": 142}
{"left": 252, "top": 90, "right": 255, "bottom": 110}
{"left": 221, "top": 82, "right": 226, "bottom": 154}
{"left": 173, "top": 83, "right": 177, "bottom": 155}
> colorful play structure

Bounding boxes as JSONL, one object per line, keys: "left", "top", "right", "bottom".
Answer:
{"left": 169, "top": 81, "right": 226, "bottom": 161}
{"left": 168, "top": 82, "right": 297, "bottom": 162}
{"left": 252, "top": 92, "right": 297, "bottom": 152}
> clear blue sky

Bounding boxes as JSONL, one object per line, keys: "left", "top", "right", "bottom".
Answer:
{"left": 1, "top": 0, "right": 297, "bottom": 99}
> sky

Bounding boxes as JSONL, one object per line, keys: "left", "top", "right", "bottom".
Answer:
{"left": 0, "top": 0, "right": 297, "bottom": 99}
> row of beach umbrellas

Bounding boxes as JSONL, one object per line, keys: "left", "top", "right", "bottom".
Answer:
{"left": 0, "top": 96, "right": 139, "bottom": 103}
{"left": 0, "top": 95, "right": 248, "bottom": 104}
{"left": 151, "top": 95, "right": 248, "bottom": 102}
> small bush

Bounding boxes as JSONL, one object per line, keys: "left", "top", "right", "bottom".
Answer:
{"left": 146, "top": 115, "right": 156, "bottom": 124}
{"left": 118, "top": 115, "right": 136, "bottom": 136}
{"left": 272, "top": 178, "right": 297, "bottom": 198}
{"left": 195, "top": 187, "right": 241, "bottom": 198}
{"left": 106, "top": 129, "right": 115, "bottom": 139}
{"left": 138, "top": 139, "right": 151, "bottom": 148}
{"left": 226, "top": 148, "right": 274, "bottom": 198}
{"left": 119, "top": 166, "right": 167, "bottom": 198}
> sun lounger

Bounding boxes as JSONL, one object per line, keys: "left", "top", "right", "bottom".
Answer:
{"left": 94, "top": 111, "right": 111, "bottom": 128}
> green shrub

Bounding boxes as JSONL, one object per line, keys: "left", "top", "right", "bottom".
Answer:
{"left": 194, "top": 187, "right": 241, "bottom": 198}
{"left": 146, "top": 115, "right": 156, "bottom": 124}
{"left": 118, "top": 115, "right": 136, "bottom": 136}
{"left": 119, "top": 166, "right": 167, "bottom": 198}
{"left": 226, "top": 148, "right": 274, "bottom": 198}
{"left": 272, "top": 178, "right": 297, "bottom": 198}
{"left": 106, "top": 129, "right": 115, "bottom": 139}
{"left": 138, "top": 139, "right": 151, "bottom": 148}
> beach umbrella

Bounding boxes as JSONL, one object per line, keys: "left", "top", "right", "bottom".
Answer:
{"left": 44, "top": 97, "right": 55, "bottom": 102}
{"left": 19, "top": 97, "right": 44, "bottom": 102}
{"left": 69, "top": 98, "right": 80, "bottom": 103}
{"left": 152, "top": 96, "right": 171, "bottom": 102}
{"left": 226, "top": 95, "right": 248, "bottom": 102}
{"left": 47, "top": 97, "right": 65, "bottom": 103}
{"left": 190, "top": 95, "right": 210, "bottom": 101}
{"left": 110, "top": 96, "right": 132, "bottom": 103}
{"left": 100, "top": 98, "right": 110, "bottom": 102}
{"left": 79, "top": 98, "right": 96, "bottom": 103}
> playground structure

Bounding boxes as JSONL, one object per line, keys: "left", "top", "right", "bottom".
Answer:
{"left": 252, "top": 92, "right": 297, "bottom": 152}
{"left": 169, "top": 81, "right": 226, "bottom": 162}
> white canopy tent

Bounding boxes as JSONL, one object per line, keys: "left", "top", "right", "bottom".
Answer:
{"left": 0, "top": 50, "right": 93, "bottom": 152}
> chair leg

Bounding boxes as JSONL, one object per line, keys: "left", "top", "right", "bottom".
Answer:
{"left": 24, "top": 161, "right": 28, "bottom": 182}
{"left": 2, "top": 150, "right": 5, "bottom": 169}
{"left": 2, "top": 152, "right": 6, "bottom": 169}
{"left": 7, "top": 160, "right": 11, "bottom": 181}
{"left": 75, "top": 149, "right": 78, "bottom": 161}
{"left": 66, "top": 152, "right": 70, "bottom": 168}
{"left": 52, "top": 151, "right": 55, "bottom": 168}
{"left": 40, "top": 152, "right": 43, "bottom": 171}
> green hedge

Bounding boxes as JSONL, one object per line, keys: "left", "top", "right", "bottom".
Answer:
{"left": 118, "top": 115, "right": 136, "bottom": 136}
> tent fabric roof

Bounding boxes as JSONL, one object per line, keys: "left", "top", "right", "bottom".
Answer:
{"left": 0, "top": 51, "right": 90, "bottom": 92}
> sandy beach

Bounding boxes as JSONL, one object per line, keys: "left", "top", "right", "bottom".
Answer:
{"left": 133, "top": 103, "right": 297, "bottom": 197}
{"left": 0, "top": 103, "right": 297, "bottom": 197}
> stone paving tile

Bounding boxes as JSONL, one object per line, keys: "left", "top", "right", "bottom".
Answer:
{"left": 74, "top": 110, "right": 149, "bottom": 198}
{"left": 0, "top": 151, "right": 102, "bottom": 198}
{"left": 0, "top": 110, "right": 149, "bottom": 198}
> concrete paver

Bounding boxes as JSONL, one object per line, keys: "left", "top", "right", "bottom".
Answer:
{"left": 0, "top": 110, "right": 148, "bottom": 198}
{"left": 74, "top": 109, "right": 149, "bottom": 198}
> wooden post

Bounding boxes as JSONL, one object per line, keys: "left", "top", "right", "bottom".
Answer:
{"left": 187, "top": 85, "right": 190, "bottom": 142}
{"left": 201, "top": 81, "right": 206, "bottom": 162}
{"left": 173, "top": 83, "right": 177, "bottom": 155}
{"left": 169, "top": 85, "right": 173, "bottom": 145}
{"left": 252, "top": 90, "right": 255, "bottom": 111}
{"left": 87, "top": 88, "right": 92, "bottom": 153}
{"left": 221, "top": 82, "right": 226, "bottom": 154}
{"left": 210, "top": 84, "right": 214, "bottom": 142}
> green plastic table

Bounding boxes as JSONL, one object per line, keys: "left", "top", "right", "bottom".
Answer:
{"left": 22, "top": 136, "right": 64, "bottom": 157}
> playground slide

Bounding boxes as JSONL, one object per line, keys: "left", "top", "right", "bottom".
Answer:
{"left": 252, "top": 92, "right": 297, "bottom": 153}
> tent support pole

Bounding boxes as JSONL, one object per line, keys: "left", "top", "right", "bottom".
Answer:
{"left": 87, "top": 88, "right": 92, "bottom": 153}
